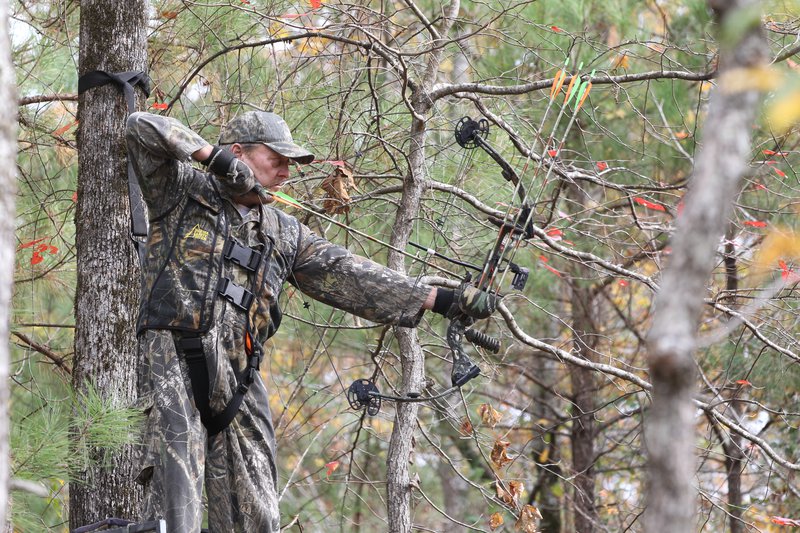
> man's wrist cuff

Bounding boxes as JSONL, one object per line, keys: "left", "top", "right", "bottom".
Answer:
{"left": 201, "top": 146, "right": 235, "bottom": 176}
{"left": 432, "top": 288, "right": 455, "bottom": 316}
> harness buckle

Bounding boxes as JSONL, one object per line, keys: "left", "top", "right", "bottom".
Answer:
{"left": 178, "top": 336, "right": 205, "bottom": 362}
{"left": 218, "top": 277, "right": 255, "bottom": 311}
{"left": 222, "top": 238, "right": 261, "bottom": 272}
{"left": 243, "top": 367, "right": 259, "bottom": 386}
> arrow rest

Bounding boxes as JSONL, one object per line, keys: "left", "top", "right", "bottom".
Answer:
{"left": 455, "top": 117, "right": 489, "bottom": 149}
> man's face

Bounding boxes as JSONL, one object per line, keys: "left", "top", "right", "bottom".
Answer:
{"left": 236, "top": 144, "right": 291, "bottom": 191}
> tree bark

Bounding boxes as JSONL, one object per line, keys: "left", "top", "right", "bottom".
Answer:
{"left": 645, "top": 2, "right": 767, "bottom": 532}
{"left": 385, "top": 115, "right": 427, "bottom": 533}
{"left": 0, "top": 0, "right": 18, "bottom": 527}
{"left": 385, "top": 1, "right": 460, "bottom": 530}
{"left": 723, "top": 405, "right": 745, "bottom": 533}
{"left": 71, "top": 1, "right": 148, "bottom": 528}
{"left": 570, "top": 286, "right": 599, "bottom": 533}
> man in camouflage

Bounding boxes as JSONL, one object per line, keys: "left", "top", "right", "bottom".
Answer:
{"left": 125, "top": 110, "right": 494, "bottom": 532}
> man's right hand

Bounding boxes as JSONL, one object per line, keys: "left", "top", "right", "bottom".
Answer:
{"left": 201, "top": 146, "right": 255, "bottom": 192}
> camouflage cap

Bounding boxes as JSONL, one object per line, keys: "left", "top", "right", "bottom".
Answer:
{"left": 219, "top": 111, "right": 315, "bottom": 164}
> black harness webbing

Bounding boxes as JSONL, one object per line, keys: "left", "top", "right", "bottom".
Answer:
{"left": 77, "top": 70, "right": 151, "bottom": 262}
{"left": 176, "top": 329, "right": 264, "bottom": 436}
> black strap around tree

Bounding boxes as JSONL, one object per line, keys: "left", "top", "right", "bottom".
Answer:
{"left": 77, "top": 70, "right": 151, "bottom": 262}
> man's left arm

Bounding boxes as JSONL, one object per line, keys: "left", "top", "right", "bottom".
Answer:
{"left": 289, "top": 225, "right": 434, "bottom": 327}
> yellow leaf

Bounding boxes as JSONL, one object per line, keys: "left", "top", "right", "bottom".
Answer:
{"left": 719, "top": 66, "right": 782, "bottom": 94}
{"left": 489, "top": 512, "right": 504, "bottom": 530}
{"left": 767, "top": 87, "right": 800, "bottom": 133}
{"left": 297, "top": 36, "right": 328, "bottom": 55}
{"left": 752, "top": 227, "right": 800, "bottom": 274}
{"left": 610, "top": 53, "right": 629, "bottom": 70}
{"left": 269, "top": 21, "right": 291, "bottom": 39}
{"left": 538, "top": 447, "right": 550, "bottom": 464}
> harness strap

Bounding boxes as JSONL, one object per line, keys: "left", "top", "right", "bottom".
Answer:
{"left": 176, "top": 332, "right": 263, "bottom": 437}
{"left": 77, "top": 70, "right": 151, "bottom": 262}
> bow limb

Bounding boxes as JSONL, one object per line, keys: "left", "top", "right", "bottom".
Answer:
{"left": 447, "top": 316, "right": 482, "bottom": 387}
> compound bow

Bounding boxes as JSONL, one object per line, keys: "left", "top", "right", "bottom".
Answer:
{"left": 275, "top": 62, "right": 595, "bottom": 415}
{"left": 346, "top": 117, "right": 535, "bottom": 416}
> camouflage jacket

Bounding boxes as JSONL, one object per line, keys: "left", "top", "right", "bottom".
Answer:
{"left": 125, "top": 112, "right": 430, "bottom": 346}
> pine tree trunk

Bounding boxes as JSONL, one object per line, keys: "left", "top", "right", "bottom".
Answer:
{"left": 71, "top": 1, "right": 148, "bottom": 527}
{"left": 0, "top": 0, "right": 18, "bottom": 527}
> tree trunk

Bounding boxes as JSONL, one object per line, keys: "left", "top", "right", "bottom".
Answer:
{"left": 645, "top": 1, "right": 766, "bottom": 531}
{"left": 724, "top": 409, "right": 745, "bottom": 533}
{"left": 0, "top": 0, "right": 18, "bottom": 527}
{"left": 570, "top": 287, "right": 598, "bottom": 533}
{"left": 71, "top": 1, "right": 148, "bottom": 528}
{"left": 384, "top": 0, "right": 460, "bottom": 529}
{"left": 385, "top": 116, "right": 427, "bottom": 533}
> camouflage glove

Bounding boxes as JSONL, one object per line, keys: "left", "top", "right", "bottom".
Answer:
{"left": 433, "top": 283, "right": 498, "bottom": 320}
{"left": 201, "top": 146, "right": 255, "bottom": 194}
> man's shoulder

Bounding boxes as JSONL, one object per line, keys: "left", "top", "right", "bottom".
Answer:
{"left": 262, "top": 205, "right": 302, "bottom": 247}
{"left": 263, "top": 204, "right": 298, "bottom": 225}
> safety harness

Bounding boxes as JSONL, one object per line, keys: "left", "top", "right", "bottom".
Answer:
{"left": 176, "top": 234, "right": 272, "bottom": 436}
{"left": 79, "top": 70, "right": 273, "bottom": 436}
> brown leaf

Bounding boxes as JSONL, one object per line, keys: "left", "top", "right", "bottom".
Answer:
{"left": 321, "top": 166, "right": 356, "bottom": 215}
{"left": 55, "top": 144, "right": 76, "bottom": 167}
{"left": 496, "top": 481, "right": 514, "bottom": 505}
{"left": 491, "top": 440, "right": 513, "bottom": 468}
{"left": 496, "top": 479, "right": 524, "bottom": 506}
{"left": 489, "top": 512, "right": 504, "bottom": 530}
{"left": 514, "top": 505, "right": 542, "bottom": 532}
{"left": 508, "top": 481, "right": 524, "bottom": 502}
{"left": 478, "top": 403, "right": 502, "bottom": 428}
{"left": 459, "top": 417, "right": 473, "bottom": 436}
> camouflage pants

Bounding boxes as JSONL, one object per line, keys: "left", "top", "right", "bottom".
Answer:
{"left": 136, "top": 329, "right": 280, "bottom": 532}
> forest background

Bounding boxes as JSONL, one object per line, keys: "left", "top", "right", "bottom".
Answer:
{"left": 4, "top": 0, "right": 800, "bottom": 531}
